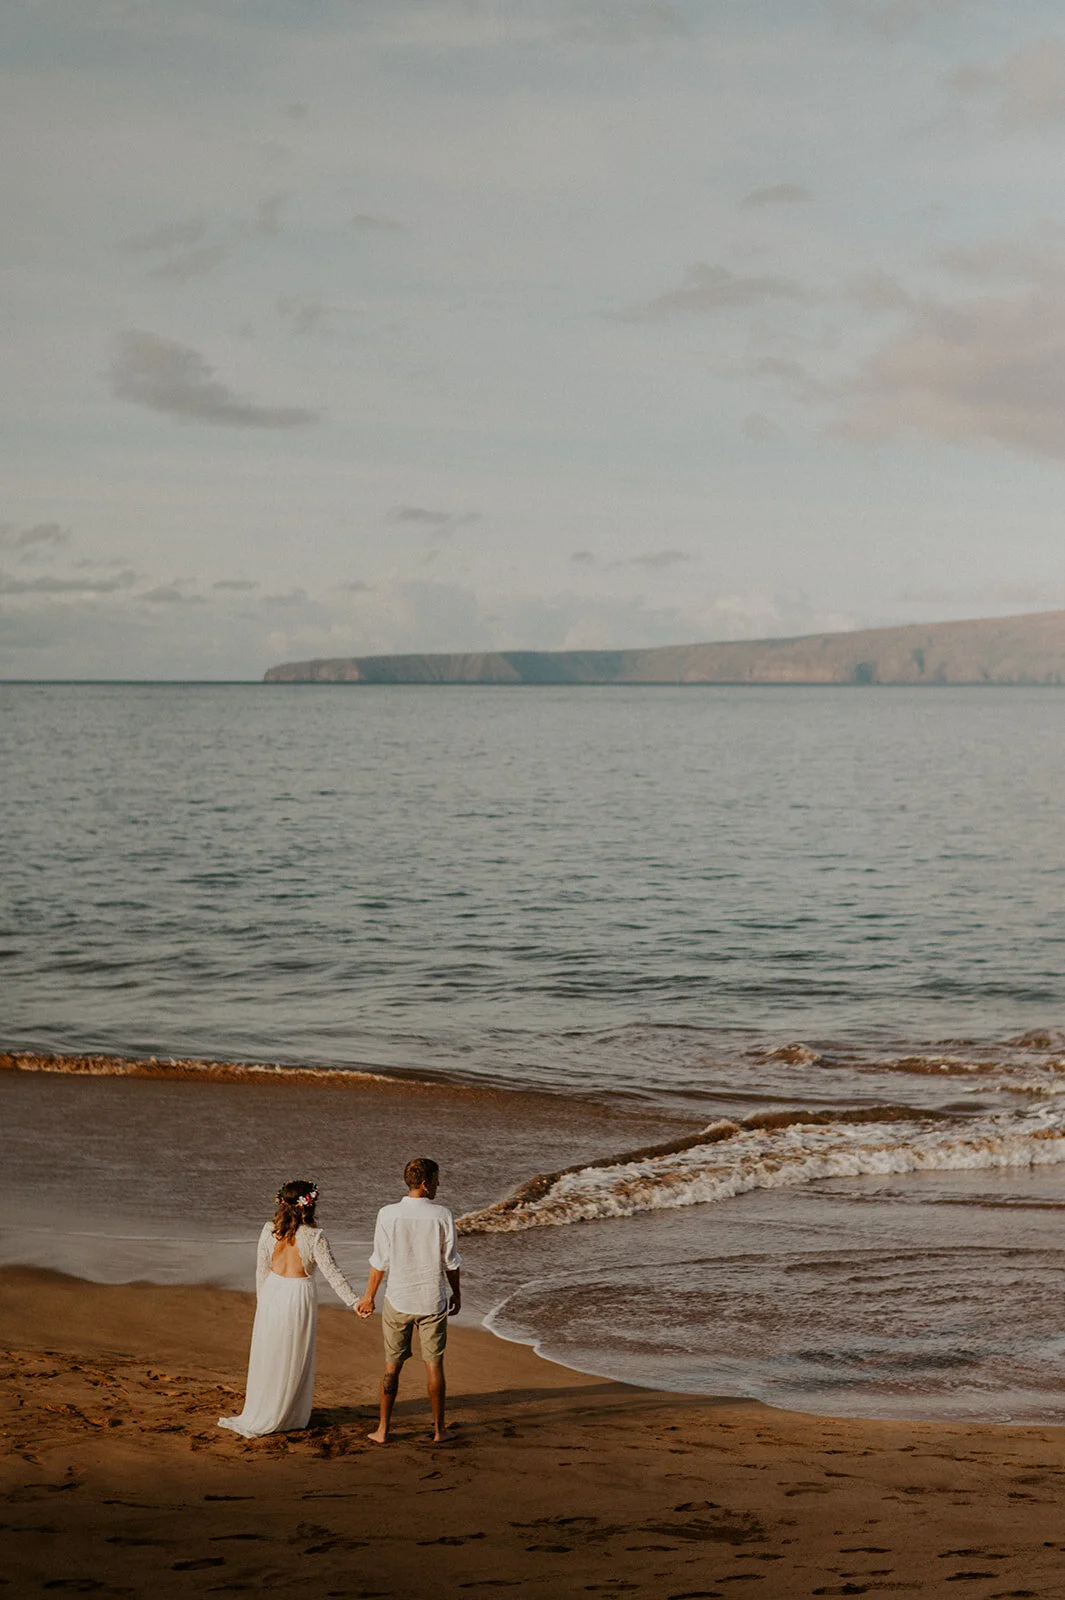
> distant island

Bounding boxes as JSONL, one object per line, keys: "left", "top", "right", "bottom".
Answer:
{"left": 264, "top": 608, "right": 1065, "bottom": 686}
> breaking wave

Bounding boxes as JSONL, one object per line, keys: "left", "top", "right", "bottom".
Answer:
{"left": 458, "top": 1102, "right": 1065, "bottom": 1233}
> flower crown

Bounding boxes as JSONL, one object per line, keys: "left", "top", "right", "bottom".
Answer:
{"left": 276, "top": 1184, "right": 318, "bottom": 1209}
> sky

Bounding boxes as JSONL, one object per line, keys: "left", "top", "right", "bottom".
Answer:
{"left": 5, "top": 0, "right": 1065, "bottom": 678}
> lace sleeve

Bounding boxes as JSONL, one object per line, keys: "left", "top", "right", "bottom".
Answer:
{"left": 312, "top": 1230, "right": 359, "bottom": 1308}
{"left": 255, "top": 1222, "right": 273, "bottom": 1293}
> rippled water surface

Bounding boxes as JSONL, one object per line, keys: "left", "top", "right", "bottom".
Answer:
{"left": 4, "top": 683, "right": 1065, "bottom": 1088}
{"left": 4, "top": 682, "right": 1065, "bottom": 1419}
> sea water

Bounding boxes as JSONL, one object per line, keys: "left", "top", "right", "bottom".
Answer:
{"left": 3, "top": 681, "right": 1065, "bottom": 1420}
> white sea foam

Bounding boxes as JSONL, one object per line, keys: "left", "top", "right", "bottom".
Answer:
{"left": 459, "top": 1107, "right": 1065, "bottom": 1232}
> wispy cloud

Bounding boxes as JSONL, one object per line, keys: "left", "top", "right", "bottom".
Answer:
{"left": 560, "top": 2, "right": 690, "bottom": 46}
{"left": 251, "top": 193, "right": 286, "bottom": 238}
{"left": 350, "top": 212, "right": 406, "bottom": 232}
{"left": 741, "top": 183, "right": 812, "bottom": 208}
{"left": 140, "top": 584, "right": 206, "bottom": 604}
{"left": 953, "top": 38, "right": 1065, "bottom": 130}
{"left": 628, "top": 549, "right": 692, "bottom": 568}
{"left": 742, "top": 412, "right": 782, "bottom": 441}
{"left": 122, "top": 216, "right": 208, "bottom": 254}
{"left": 148, "top": 244, "right": 229, "bottom": 283}
{"left": 832, "top": 265, "right": 1065, "bottom": 460}
{"left": 111, "top": 331, "right": 320, "bottom": 429}
{"left": 388, "top": 506, "right": 480, "bottom": 530}
{"left": 0, "top": 522, "right": 71, "bottom": 551}
{"left": 898, "top": 580, "right": 1056, "bottom": 604}
{"left": 0, "top": 568, "right": 136, "bottom": 594}
{"left": 630, "top": 263, "right": 807, "bottom": 317}
{"left": 276, "top": 295, "right": 361, "bottom": 337}
{"left": 389, "top": 506, "right": 453, "bottom": 525}
{"left": 212, "top": 578, "right": 259, "bottom": 591}
{"left": 829, "top": 0, "right": 967, "bottom": 41}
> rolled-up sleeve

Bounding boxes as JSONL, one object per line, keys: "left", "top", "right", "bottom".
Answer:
{"left": 368, "top": 1210, "right": 390, "bottom": 1273}
{"left": 442, "top": 1212, "right": 461, "bottom": 1272}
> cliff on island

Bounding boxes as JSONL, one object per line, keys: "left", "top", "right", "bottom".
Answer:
{"left": 263, "top": 608, "right": 1065, "bottom": 686}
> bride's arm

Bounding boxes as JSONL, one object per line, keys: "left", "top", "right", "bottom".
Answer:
{"left": 256, "top": 1222, "right": 273, "bottom": 1293}
{"left": 312, "top": 1231, "right": 359, "bottom": 1308}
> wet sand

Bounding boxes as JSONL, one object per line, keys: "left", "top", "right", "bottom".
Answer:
{"left": 4, "top": 1269, "right": 1065, "bottom": 1597}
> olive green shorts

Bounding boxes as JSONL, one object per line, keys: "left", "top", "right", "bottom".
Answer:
{"left": 382, "top": 1298, "right": 448, "bottom": 1365}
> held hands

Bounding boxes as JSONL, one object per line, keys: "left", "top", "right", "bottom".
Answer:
{"left": 356, "top": 1296, "right": 375, "bottom": 1319}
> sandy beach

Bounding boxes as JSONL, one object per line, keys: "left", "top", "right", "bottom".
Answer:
{"left": 3, "top": 1269, "right": 1065, "bottom": 1598}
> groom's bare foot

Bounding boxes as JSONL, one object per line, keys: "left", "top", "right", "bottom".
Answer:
{"left": 367, "top": 1427, "right": 389, "bottom": 1444}
{"left": 432, "top": 1426, "right": 455, "bottom": 1443}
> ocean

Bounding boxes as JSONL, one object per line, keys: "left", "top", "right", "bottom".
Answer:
{"left": 3, "top": 680, "right": 1065, "bottom": 1421}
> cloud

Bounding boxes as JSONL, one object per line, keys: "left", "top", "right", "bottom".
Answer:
{"left": 275, "top": 295, "right": 360, "bottom": 337}
{"left": 953, "top": 38, "right": 1065, "bottom": 131}
{"left": 832, "top": 273, "right": 1065, "bottom": 460}
{"left": 262, "top": 587, "right": 311, "bottom": 606}
{"left": 0, "top": 568, "right": 136, "bottom": 594}
{"left": 937, "top": 234, "right": 1065, "bottom": 284}
{"left": 389, "top": 506, "right": 453, "bottom": 525}
{"left": 350, "top": 212, "right": 406, "bottom": 232}
{"left": 630, "top": 263, "right": 807, "bottom": 317}
{"left": 276, "top": 296, "right": 328, "bottom": 336}
{"left": 122, "top": 216, "right": 208, "bottom": 254}
{"left": 849, "top": 271, "right": 915, "bottom": 311}
{"left": 898, "top": 581, "right": 1053, "bottom": 604}
{"left": 749, "top": 355, "right": 832, "bottom": 402}
{"left": 139, "top": 584, "right": 206, "bottom": 604}
{"left": 0, "top": 522, "right": 71, "bottom": 550}
{"left": 828, "top": 0, "right": 967, "bottom": 40}
{"left": 742, "top": 412, "right": 782, "bottom": 441}
{"left": 110, "top": 331, "right": 320, "bottom": 429}
{"left": 741, "top": 183, "right": 812, "bottom": 208}
{"left": 148, "top": 244, "right": 229, "bottom": 283}
{"left": 252, "top": 193, "right": 286, "bottom": 238}
{"left": 388, "top": 506, "right": 480, "bottom": 530}
{"left": 337, "top": 579, "right": 373, "bottom": 592}
{"left": 212, "top": 578, "right": 259, "bottom": 591}
{"left": 560, "top": 2, "right": 690, "bottom": 46}
{"left": 570, "top": 550, "right": 595, "bottom": 565}
{"left": 896, "top": 586, "right": 953, "bottom": 603}
{"left": 628, "top": 549, "right": 692, "bottom": 568}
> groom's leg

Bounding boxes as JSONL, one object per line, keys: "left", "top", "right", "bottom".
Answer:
{"left": 425, "top": 1358, "right": 449, "bottom": 1441}
{"left": 369, "top": 1300, "right": 413, "bottom": 1443}
{"left": 368, "top": 1359, "right": 404, "bottom": 1443}
{"left": 419, "top": 1309, "right": 452, "bottom": 1441}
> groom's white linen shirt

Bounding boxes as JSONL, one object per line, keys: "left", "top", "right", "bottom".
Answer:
{"left": 368, "top": 1196, "right": 462, "bottom": 1316}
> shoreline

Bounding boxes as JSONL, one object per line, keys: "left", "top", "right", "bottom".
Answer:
{"left": 6, "top": 1269, "right": 1065, "bottom": 1597}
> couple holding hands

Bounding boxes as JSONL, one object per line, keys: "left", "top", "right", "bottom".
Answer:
{"left": 219, "top": 1156, "right": 462, "bottom": 1445}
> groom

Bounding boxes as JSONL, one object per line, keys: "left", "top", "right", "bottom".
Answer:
{"left": 357, "top": 1156, "right": 462, "bottom": 1444}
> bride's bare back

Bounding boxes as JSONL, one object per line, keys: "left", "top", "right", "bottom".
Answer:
{"left": 270, "top": 1236, "right": 309, "bottom": 1278}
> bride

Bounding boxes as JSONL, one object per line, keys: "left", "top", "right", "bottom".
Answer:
{"left": 219, "top": 1179, "right": 359, "bottom": 1438}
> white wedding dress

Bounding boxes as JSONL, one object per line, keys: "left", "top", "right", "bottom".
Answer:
{"left": 218, "top": 1223, "right": 358, "bottom": 1438}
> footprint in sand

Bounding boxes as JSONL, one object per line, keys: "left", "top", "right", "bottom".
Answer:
{"left": 418, "top": 1533, "right": 487, "bottom": 1546}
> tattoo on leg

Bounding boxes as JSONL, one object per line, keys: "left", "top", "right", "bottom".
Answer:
{"left": 382, "top": 1371, "right": 399, "bottom": 1396}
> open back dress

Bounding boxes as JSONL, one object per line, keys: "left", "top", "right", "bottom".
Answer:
{"left": 218, "top": 1222, "right": 358, "bottom": 1438}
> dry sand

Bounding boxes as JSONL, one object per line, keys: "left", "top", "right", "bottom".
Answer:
{"left": 3, "top": 1268, "right": 1065, "bottom": 1598}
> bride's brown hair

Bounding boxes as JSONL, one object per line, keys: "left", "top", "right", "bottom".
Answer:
{"left": 272, "top": 1178, "right": 318, "bottom": 1242}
